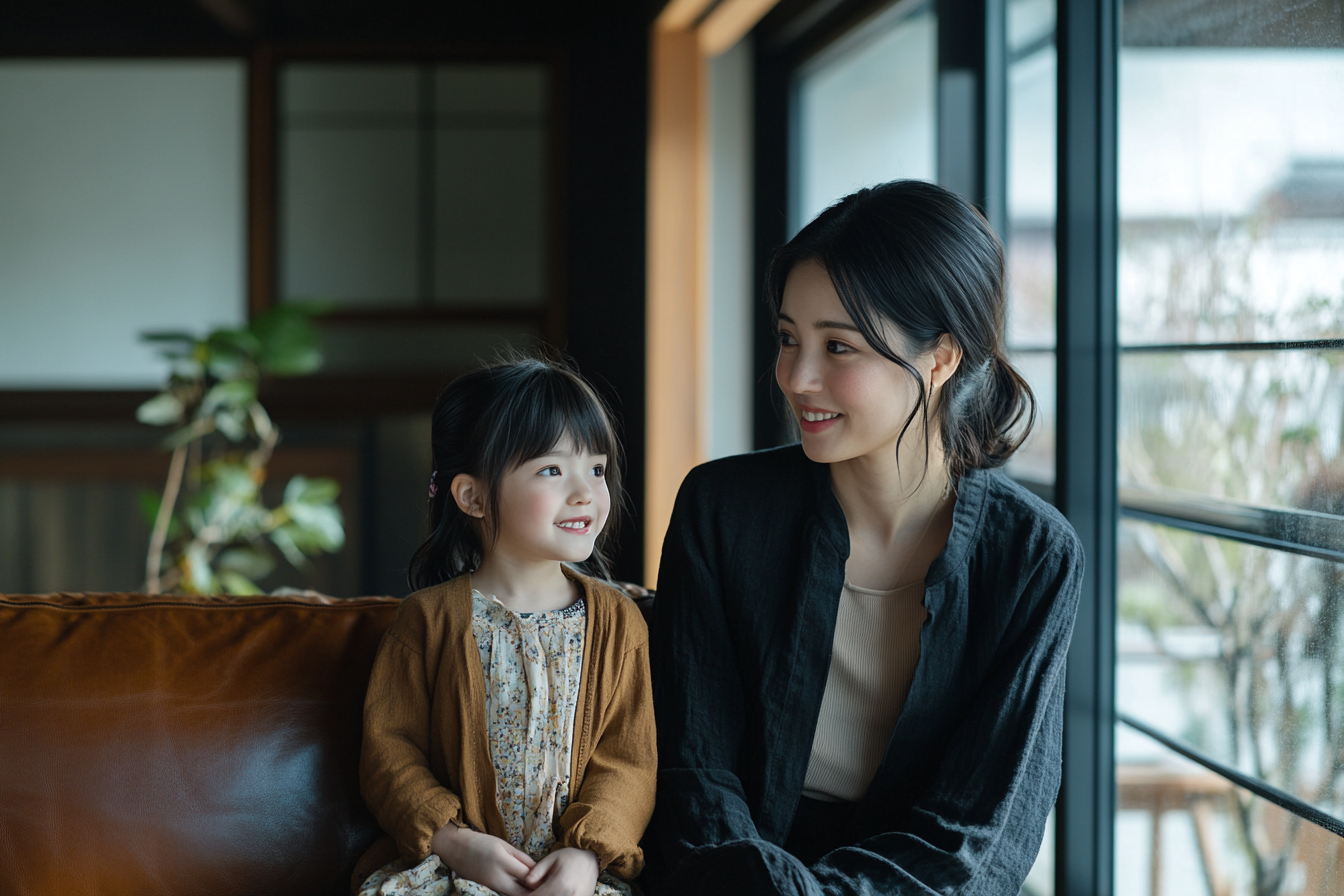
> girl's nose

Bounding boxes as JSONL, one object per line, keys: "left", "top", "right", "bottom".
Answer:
{"left": 569, "top": 477, "right": 593, "bottom": 504}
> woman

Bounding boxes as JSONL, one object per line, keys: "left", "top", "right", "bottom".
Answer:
{"left": 649, "top": 180, "right": 1084, "bottom": 894}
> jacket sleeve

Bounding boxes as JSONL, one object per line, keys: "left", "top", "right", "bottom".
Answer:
{"left": 556, "top": 625, "right": 658, "bottom": 880}
{"left": 810, "top": 529, "right": 1085, "bottom": 896}
{"left": 651, "top": 471, "right": 765, "bottom": 873}
{"left": 360, "top": 605, "right": 465, "bottom": 863}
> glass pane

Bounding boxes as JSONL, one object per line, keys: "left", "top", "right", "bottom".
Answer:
{"left": 280, "top": 64, "right": 419, "bottom": 307}
{"left": 1006, "top": 350, "right": 1055, "bottom": 486}
{"left": 1118, "top": 49, "right": 1344, "bottom": 345}
{"left": 1117, "top": 725, "right": 1344, "bottom": 896}
{"left": 435, "top": 127, "right": 545, "bottom": 305}
{"left": 1004, "top": 0, "right": 1056, "bottom": 486}
{"left": 435, "top": 65, "right": 544, "bottom": 117}
{"left": 1118, "top": 518, "right": 1344, "bottom": 822}
{"left": 279, "top": 62, "right": 550, "bottom": 311}
{"left": 0, "top": 60, "right": 245, "bottom": 388}
{"left": 281, "top": 128, "right": 419, "bottom": 305}
{"left": 1119, "top": 349, "right": 1344, "bottom": 514}
{"left": 792, "top": 4, "right": 937, "bottom": 233}
{"left": 434, "top": 64, "right": 546, "bottom": 307}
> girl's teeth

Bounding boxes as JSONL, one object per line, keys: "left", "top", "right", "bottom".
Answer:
{"left": 803, "top": 411, "right": 840, "bottom": 422}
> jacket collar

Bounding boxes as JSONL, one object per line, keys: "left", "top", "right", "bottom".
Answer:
{"left": 803, "top": 450, "right": 990, "bottom": 585}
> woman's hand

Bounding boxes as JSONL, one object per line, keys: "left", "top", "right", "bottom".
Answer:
{"left": 521, "top": 846, "right": 599, "bottom": 896}
{"left": 430, "top": 823, "right": 536, "bottom": 896}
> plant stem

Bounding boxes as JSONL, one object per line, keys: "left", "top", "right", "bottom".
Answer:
{"left": 145, "top": 442, "right": 187, "bottom": 593}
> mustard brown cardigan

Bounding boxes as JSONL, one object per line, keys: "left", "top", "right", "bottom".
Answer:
{"left": 353, "top": 569, "right": 655, "bottom": 890}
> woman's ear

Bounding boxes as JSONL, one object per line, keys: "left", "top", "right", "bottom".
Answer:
{"left": 450, "top": 473, "right": 486, "bottom": 519}
{"left": 930, "top": 333, "right": 964, "bottom": 390}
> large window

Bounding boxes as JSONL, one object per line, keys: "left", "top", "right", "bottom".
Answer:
{"left": 791, "top": 1, "right": 937, "bottom": 234}
{"left": 1115, "top": 3, "right": 1344, "bottom": 894}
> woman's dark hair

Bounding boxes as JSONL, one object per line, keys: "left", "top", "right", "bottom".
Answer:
{"left": 407, "top": 353, "right": 624, "bottom": 591}
{"left": 765, "top": 179, "right": 1034, "bottom": 480}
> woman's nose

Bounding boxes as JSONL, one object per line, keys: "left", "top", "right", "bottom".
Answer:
{"left": 783, "top": 346, "right": 823, "bottom": 394}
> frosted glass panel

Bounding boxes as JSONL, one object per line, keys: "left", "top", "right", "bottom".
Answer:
{"left": 435, "top": 66, "right": 544, "bottom": 116}
{"left": 279, "top": 61, "right": 549, "bottom": 310}
{"left": 794, "top": 7, "right": 937, "bottom": 232}
{"left": 284, "top": 64, "right": 418, "bottom": 117}
{"left": 0, "top": 61, "right": 246, "bottom": 388}
{"left": 282, "top": 129, "right": 418, "bottom": 305}
{"left": 435, "top": 128, "right": 544, "bottom": 304}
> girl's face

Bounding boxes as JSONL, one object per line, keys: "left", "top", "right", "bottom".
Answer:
{"left": 775, "top": 258, "right": 959, "bottom": 467}
{"left": 490, "top": 436, "right": 610, "bottom": 565}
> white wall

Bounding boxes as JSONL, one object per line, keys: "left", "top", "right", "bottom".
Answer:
{"left": 0, "top": 60, "right": 246, "bottom": 388}
{"left": 704, "top": 39, "right": 756, "bottom": 461}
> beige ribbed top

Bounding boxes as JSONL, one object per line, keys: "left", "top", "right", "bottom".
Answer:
{"left": 802, "top": 579, "right": 928, "bottom": 803}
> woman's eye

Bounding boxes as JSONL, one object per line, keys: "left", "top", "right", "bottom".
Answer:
{"left": 827, "top": 340, "right": 853, "bottom": 355}
{"left": 777, "top": 331, "right": 797, "bottom": 347}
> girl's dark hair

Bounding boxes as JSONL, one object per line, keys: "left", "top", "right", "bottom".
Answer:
{"left": 765, "top": 179, "right": 1034, "bottom": 480}
{"left": 407, "top": 353, "right": 624, "bottom": 592}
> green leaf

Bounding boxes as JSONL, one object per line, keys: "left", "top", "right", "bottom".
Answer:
{"left": 219, "top": 571, "right": 264, "bottom": 596}
{"left": 214, "top": 408, "right": 248, "bottom": 442}
{"left": 284, "top": 475, "right": 340, "bottom": 507}
{"left": 217, "top": 545, "right": 276, "bottom": 580}
{"left": 269, "top": 525, "right": 309, "bottom": 568}
{"left": 137, "top": 489, "right": 161, "bottom": 527}
{"left": 136, "top": 392, "right": 183, "bottom": 426}
{"left": 202, "top": 380, "right": 258, "bottom": 415}
{"left": 252, "top": 306, "right": 322, "bottom": 376}
{"left": 140, "top": 330, "right": 198, "bottom": 345}
{"left": 287, "top": 501, "right": 345, "bottom": 552}
{"left": 185, "top": 542, "right": 218, "bottom": 594}
{"left": 207, "top": 328, "right": 262, "bottom": 358}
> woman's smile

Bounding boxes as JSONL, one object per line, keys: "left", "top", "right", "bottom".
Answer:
{"left": 798, "top": 404, "right": 843, "bottom": 433}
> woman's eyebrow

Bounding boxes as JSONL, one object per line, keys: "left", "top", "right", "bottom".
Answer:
{"left": 815, "top": 319, "right": 861, "bottom": 332}
{"left": 777, "top": 312, "right": 860, "bottom": 332}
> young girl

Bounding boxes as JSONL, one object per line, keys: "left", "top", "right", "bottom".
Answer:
{"left": 353, "top": 356, "right": 655, "bottom": 896}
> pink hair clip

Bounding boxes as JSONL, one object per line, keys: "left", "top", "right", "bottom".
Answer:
{"left": 428, "top": 471, "right": 438, "bottom": 499}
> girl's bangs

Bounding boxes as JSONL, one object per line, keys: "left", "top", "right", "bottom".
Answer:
{"left": 493, "top": 369, "right": 615, "bottom": 470}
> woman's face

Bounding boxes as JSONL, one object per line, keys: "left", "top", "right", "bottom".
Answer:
{"left": 775, "top": 259, "right": 958, "bottom": 467}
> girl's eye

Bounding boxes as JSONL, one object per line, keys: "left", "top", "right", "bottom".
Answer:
{"left": 777, "top": 330, "right": 797, "bottom": 348}
{"left": 592, "top": 464, "right": 605, "bottom": 477}
{"left": 540, "top": 465, "right": 561, "bottom": 476}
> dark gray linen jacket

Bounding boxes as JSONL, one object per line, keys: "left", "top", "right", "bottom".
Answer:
{"left": 650, "top": 444, "right": 1084, "bottom": 895}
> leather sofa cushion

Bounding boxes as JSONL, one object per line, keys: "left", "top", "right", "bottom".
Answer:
{"left": 0, "top": 591, "right": 401, "bottom": 896}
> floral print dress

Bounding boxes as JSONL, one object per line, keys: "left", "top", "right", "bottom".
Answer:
{"left": 358, "top": 592, "right": 632, "bottom": 896}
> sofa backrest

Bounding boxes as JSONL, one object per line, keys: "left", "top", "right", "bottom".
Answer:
{"left": 0, "top": 591, "right": 401, "bottom": 896}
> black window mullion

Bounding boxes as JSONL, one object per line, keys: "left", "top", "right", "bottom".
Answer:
{"left": 1055, "top": 0, "right": 1119, "bottom": 893}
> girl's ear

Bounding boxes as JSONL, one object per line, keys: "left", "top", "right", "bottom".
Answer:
{"left": 450, "top": 473, "right": 487, "bottom": 519}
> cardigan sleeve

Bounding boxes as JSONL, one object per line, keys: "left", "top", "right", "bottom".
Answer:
{"left": 809, "top": 528, "right": 1085, "bottom": 896}
{"left": 556, "top": 624, "right": 658, "bottom": 879}
{"left": 651, "top": 473, "right": 766, "bottom": 873}
{"left": 360, "top": 605, "right": 466, "bottom": 863}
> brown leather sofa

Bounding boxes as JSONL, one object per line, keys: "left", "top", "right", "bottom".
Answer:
{"left": 0, "top": 590, "right": 401, "bottom": 896}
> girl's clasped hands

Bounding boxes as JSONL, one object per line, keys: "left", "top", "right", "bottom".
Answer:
{"left": 431, "top": 825, "right": 599, "bottom": 896}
